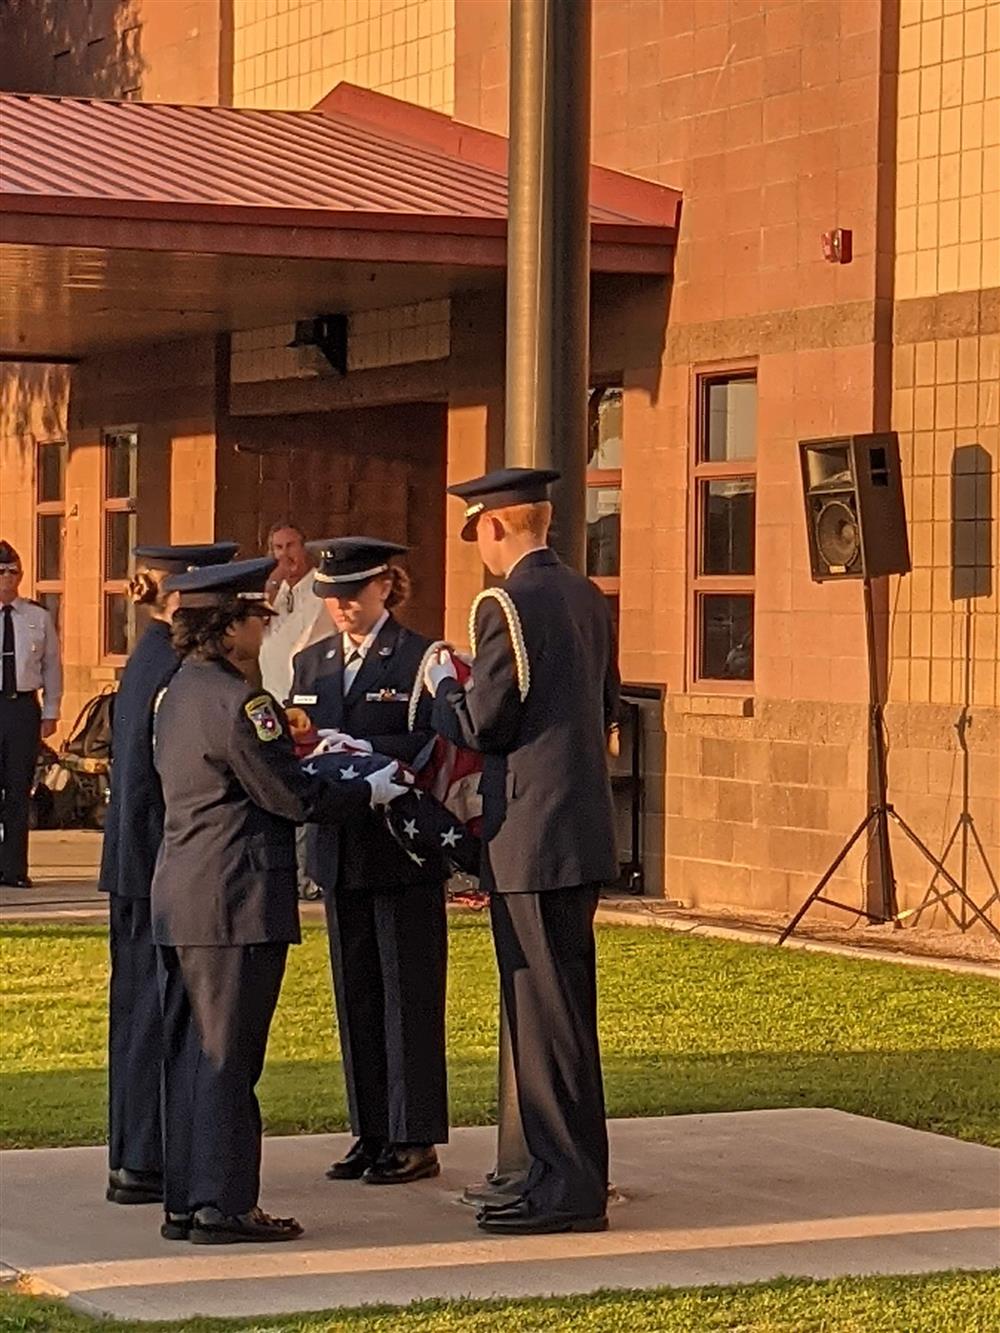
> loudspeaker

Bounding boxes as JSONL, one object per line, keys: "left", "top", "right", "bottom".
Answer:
{"left": 799, "top": 432, "right": 911, "bottom": 581}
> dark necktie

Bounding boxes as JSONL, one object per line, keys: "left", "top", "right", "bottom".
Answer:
{"left": 1, "top": 605, "right": 16, "bottom": 696}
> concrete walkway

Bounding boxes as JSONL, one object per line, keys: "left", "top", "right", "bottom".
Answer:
{"left": 2, "top": 1111, "right": 998, "bottom": 1321}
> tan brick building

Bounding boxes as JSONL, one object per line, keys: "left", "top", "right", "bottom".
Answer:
{"left": 1, "top": 0, "right": 997, "bottom": 929}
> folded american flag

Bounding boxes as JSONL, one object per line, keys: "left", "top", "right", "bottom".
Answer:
{"left": 300, "top": 748, "right": 481, "bottom": 876}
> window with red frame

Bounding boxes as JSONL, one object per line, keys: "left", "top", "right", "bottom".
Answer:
{"left": 587, "top": 386, "right": 623, "bottom": 611}
{"left": 35, "top": 440, "right": 67, "bottom": 633}
{"left": 102, "top": 428, "right": 138, "bottom": 660}
{"left": 692, "top": 372, "right": 757, "bottom": 684}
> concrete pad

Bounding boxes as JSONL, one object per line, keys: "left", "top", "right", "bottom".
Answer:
{"left": 2, "top": 1111, "right": 998, "bottom": 1321}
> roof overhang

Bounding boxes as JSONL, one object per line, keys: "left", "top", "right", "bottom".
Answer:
{"left": 1, "top": 85, "right": 680, "bottom": 361}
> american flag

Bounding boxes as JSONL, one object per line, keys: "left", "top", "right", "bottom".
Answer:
{"left": 300, "top": 748, "right": 481, "bottom": 876}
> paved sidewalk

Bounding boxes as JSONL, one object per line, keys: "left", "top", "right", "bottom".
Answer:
{"left": 2, "top": 1111, "right": 997, "bottom": 1321}
{"left": 0, "top": 831, "right": 105, "bottom": 923}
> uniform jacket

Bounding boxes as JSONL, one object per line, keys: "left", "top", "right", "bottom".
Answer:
{"left": 432, "top": 548, "right": 619, "bottom": 894}
{"left": 290, "top": 614, "right": 447, "bottom": 891}
{"left": 150, "top": 657, "right": 370, "bottom": 946}
{"left": 99, "top": 619, "right": 179, "bottom": 899}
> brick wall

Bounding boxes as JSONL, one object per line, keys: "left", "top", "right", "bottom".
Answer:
{"left": 232, "top": 0, "right": 454, "bottom": 112}
{"left": 451, "top": 0, "right": 998, "bottom": 925}
{"left": 217, "top": 402, "right": 448, "bottom": 639}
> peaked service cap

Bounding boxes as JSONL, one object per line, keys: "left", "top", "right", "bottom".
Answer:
{"left": 164, "top": 555, "right": 276, "bottom": 608}
{"left": 313, "top": 537, "right": 408, "bottom": 596}
{"left": 447, "top": 467, "right": 560, "bottom": 540}
{"left": 133, "top": 541, "right": 239, "bottom": 574}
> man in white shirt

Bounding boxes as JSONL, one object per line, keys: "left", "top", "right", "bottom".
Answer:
{"left": 258, "top": 524, "right": 334, "bottom": 703}
{"left": 258, "top": 523, "right": 334, "bottom": 902}
{"left": 0, "top": 540, "right": 62, "bottom": 888}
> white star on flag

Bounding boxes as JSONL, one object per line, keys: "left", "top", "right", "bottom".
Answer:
{"left": 302, "top": 763, "right": 318, "bottom": 775}
{"left": 440, "top": 826, "right": 461, "bottom": 848}
{"left": 407, "top": 850, "right": 426, "bottom": 866}
{"left": 339, "top": 765, "right": 359, "bottom": 780}
{"left": 403, "top": 819, "right": 418, "bottom": 839}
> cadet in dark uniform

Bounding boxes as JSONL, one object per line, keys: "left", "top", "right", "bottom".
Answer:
{"left": 100, "top": 542, "right": 238, "bottom": 1208}
{"left": 151, "top": 557, "right": 404, "bottom": 1244}
{"left": 289, "top": 538, "right": 449, "bottom": 1186}
{"left": 425, "top": 469, "right": 619, "bottom": 1235}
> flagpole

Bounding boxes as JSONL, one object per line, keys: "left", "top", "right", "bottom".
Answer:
{"left": 461, "top": 0, "right": 592, "bottom": 1209}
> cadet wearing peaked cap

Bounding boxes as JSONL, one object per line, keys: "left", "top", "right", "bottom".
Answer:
{"left": 428, "top": 467, "right": 619, "bottom": 1236}
{"left": 100, "top": 542, "right": 238, "bottom": 1209}
{"left": 290, "top": 537, "right": 450, "bottom": 1187}
{"left": 151, "top": 555, "right": 404, "bottom": 1245}
{"left": 452, "top": 467, "right": 561, "bottom": 540}
{"left": 0, "top": 539, "right": 62, "bottom": 889}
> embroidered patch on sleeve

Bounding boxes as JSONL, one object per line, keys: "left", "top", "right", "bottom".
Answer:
{"left": 245, "top": 694, "right": 282, "bottom": 742}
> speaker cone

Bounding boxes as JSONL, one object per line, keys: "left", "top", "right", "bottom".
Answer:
{"left": 816, "top": 498, "right": 860, "bottom": 569}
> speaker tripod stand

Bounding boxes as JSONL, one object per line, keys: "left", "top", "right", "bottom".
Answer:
{"left": 780, "top": 578, "right": 1000, "bottom": 946}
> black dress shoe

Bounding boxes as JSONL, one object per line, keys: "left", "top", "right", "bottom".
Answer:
{"left": 0, "top": 876, "right": 32, "bottom": 889}
{"left": 189, "top": 1205, "right": 303, "bottom": 1244}
{"left": 160, "top": 1212, "right": 193, "bottom": 1241}
{"left": 325, "top": 1137, "right": 385, "bottom": 1180}
{"left": 106, "top": 1167, "right": 164, "bottom": 1205}
{"left": 476, "top": 1198, "right": 608, "bottom": 1235}
{"left": 362, "top": 1143, "right": 440, "bottom": 1185}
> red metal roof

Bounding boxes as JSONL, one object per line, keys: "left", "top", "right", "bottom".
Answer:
{"left": 0, "top": 87, "right": 679, "bottom": 230}
{"left": 1, "top": 86, "right": 680, "bottom": 358}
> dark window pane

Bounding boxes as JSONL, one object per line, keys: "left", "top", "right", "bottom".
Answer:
{"left": 105, "top": 510, "right": 135, "bottom": 581}
{"left": 39, "top": 592, "right": 61, "bottom": 635}
{"left": 104, "top": 593, "right": 131, "bottom": 657}
{"left": 104, "top": 431, "right": 136, "bottom": 499}
{"left": 699, "top": 593, "right": 754, "bottom": 681}
{"left": 37, "top": 513, "right": 63, "bottom": 582}
{"left": 701, "top": 478, "right": 756, "bottom": 575}
{"left": 588, "top": 387, "right": 623, "bottom": 469}
{"left": 587, "top": 486, "right": 622, "bottom": 577}
{"left": 704, "top": 376, "right": 757, "bottom": 462}
{"left": 37, "top": 443, "right": 66, "bottom": 502}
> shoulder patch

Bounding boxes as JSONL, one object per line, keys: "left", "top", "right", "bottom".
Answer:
{"left": 244, "top": 693, "right": 282, "bottom": 742}
{"left": 469, "top": 589, "right": 530, "bottom": 702}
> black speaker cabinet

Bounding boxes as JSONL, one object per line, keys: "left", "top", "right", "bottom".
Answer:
{"left": 799, "top": 432, "right": 912, "bottom": 582}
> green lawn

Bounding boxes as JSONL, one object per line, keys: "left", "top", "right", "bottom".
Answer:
{"left": 2, "top": 1272, "right": 999, "bottom": 1333}
{"left": 1, "top": 914, "right": 998, "bottom": 1149}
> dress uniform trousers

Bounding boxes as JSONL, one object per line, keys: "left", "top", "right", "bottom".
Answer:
{"left": 108, "top": 896, "right": 163, "bottom": 1175}
{"left": 490, "top": 885, "right": 608, "bottom": 1217}
{"left": 324, "top": 880, "right": 448, "bottom": 1145}
{"left": 158, "top": 942, "right": 288, "bottom": 1216}
{"left": 0, "top": 693, "right": 40, "bottom": 883}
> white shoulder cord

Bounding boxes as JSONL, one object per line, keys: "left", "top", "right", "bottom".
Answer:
{"left": 469, "top": 588, "right": 530, "bottom": 702}
{"left": 151, "top": 686, "right": 167, "bottom": 749}
{"left": 409, "top": 640, "right": 448, "bottom": 732}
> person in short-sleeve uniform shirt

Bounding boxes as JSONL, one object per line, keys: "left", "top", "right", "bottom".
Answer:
{"left": 0, "top": 540, "right": 62, "bottom": 888}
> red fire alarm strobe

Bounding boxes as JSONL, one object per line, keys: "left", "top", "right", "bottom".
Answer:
{"left": 822, "top": 228, "right": 853, "bottom": 263}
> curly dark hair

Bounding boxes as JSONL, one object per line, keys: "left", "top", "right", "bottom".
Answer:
{"left": 384, "top": 565, "right": 411, "bottom": 610}
{"left": 171, "top": 596, "right": 257, "bottom": 660}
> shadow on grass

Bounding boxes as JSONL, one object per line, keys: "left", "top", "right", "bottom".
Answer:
{"left": 3, "top": 1048, "right": 997, "bottom": 1150}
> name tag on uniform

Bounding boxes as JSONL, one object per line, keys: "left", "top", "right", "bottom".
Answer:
{"left": 291, "top": 694, "right": 318, "bottom": 705}
{"left": 366, "top": 689, "right": 409, "bottom": 703}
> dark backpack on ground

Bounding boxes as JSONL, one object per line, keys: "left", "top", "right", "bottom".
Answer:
{"left": 61, "top": 690, "right": 115, "bottom": 771}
